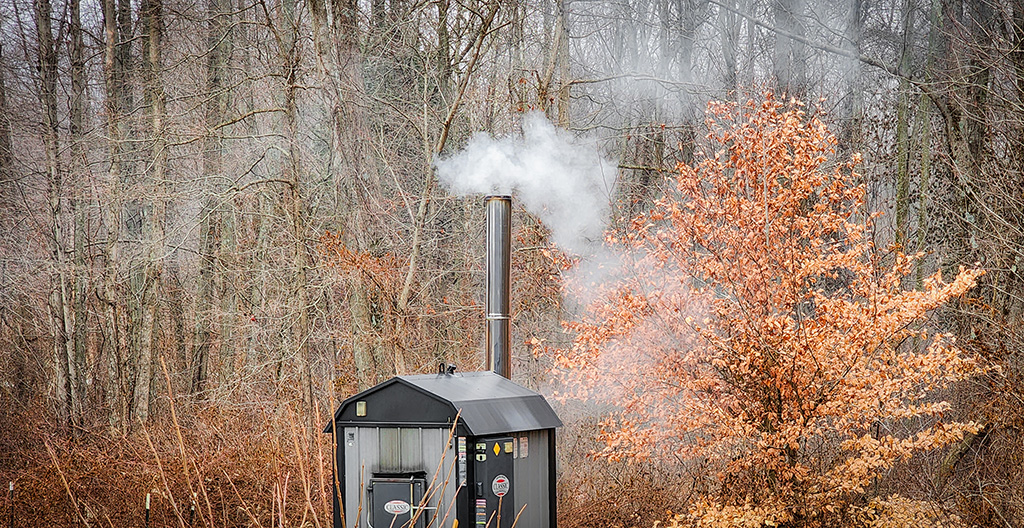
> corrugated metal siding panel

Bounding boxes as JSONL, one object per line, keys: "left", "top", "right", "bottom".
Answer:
{"left": 513, "top": 429, "right": 550, "bottom": 528}
{"left": 401, "top": 428, "right": 423, "bottom": 471}
{"left": 344, "top": 427, "right": 379, "bottom": 527}
{"left": 378, "top": 428, "right": 401, "bottom": 472}
{"left": 424, "top": 429, "right": 461, "bottom": 528}
{"left": 345, "top": 426, "right": 456, "bottom": 528}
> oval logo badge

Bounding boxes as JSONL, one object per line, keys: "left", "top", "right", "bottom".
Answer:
{"left": 383, "top": 500, "right": 411, "bottom": 515}
{"left": 491, "top": 474, "right": 510, "bottom": 497}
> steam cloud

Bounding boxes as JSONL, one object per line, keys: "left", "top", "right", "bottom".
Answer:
{"left": 435, "top": 112, "right": 617, "bottom": 255}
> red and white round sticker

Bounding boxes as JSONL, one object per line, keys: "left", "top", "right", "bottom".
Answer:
{"left": 491, "top": 475, "right": 510, "bottom": 497}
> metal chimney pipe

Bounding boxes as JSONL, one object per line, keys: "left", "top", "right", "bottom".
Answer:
{"left": 485, "top": 195, "right": 512, "bottom": 379}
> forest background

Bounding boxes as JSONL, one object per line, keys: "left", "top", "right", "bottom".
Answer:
{"left": 0, "top": 0, "right": 1021, "bottom": 525}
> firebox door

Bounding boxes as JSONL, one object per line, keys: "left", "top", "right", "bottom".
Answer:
{"left": 472, "top": 437, "right": 515, "bottom": 527}
{"left": 367, "top": 477, "right": 426, "bottom": 528}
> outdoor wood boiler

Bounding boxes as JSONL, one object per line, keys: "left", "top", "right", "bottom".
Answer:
{"left": 325, "top": 196, "right": 562, "bottom": 528}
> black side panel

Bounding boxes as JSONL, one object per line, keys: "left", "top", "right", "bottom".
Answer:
{"left": 456, "top": 436, "right": 470, "bottom": 528}
{"left": 332, "top": 423, "right": 345, "bottom": 528}
{"left": 472, "top": 437, "right": 515, "bottom": 528}
{"left": 548, "top": 430, "right": 557, "bottom": 528}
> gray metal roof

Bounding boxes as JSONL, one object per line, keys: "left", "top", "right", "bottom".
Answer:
{"left": 326, "top": 371, "right": 562, "bottom": 435}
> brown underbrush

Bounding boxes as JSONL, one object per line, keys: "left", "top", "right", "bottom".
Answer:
{"left": 555, "top": 403, "right": 688, "bottom": 528}
{"left": 0, "top": 397, "right": 333, "bottom": 527}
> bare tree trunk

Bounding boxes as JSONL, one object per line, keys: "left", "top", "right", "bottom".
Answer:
{"left": 193, "top": 0, "right": 233, "bottom": 397}
{"left": 100, "top": 0, "right": 128, "bottom": 431}
{"left": 509, "top": 0, "right": 525, "bottom": 112}
{"left": 963, "top": 0, "right": 991, "bottom": 169}
{"left": 720, "top": 0, "right": 740, "bottom": 94}
{"left": 1013, "top": 1, "right": 1024, "bottom": 165}
{"left": 133, "top": 0, "right": 167, "bottom": 424}
{"left": 69, "top": 0, "right": 89, "bottom": 428}
{"left": 556, "top": 0, "right": 571, "bottom": 126}
{"left": 674, "top": 0, "right": 698, "bottom": 88}
{"left": 839, "top": 0, "right": 863, "bottom": 150}
{"left": 674, "top": 0, "right": 701, "bottom": 163}
{"left": 942, "top": 0, "right": 990, "bottom": 267}
{"left": 439, "top": 0, "right": 454, "bottom": 88}
{"left": 213, "top": 2, "right": 236, "bottom": 386}
{"left": 166, "top": 264, "right": 188, "bottom": 373}
{"left": 371, "top": 0, "right": 385, "bottom": 31}
{"left": 913, "top": 0, "right": 941, "bottom": 276}
{"left": 772, "top": 0, "right": 806, "bottom": 97}
{"left": 35, "top": 0, "right": 75, "bottom": 431}
{"left": 0, "top": 35, "right": 12, "bottom": 199}
{"left": 110, "top": 0, "right": 148, "bottom": 427}
{"left": 894, "top": 0, "right": 914, "bottom": 244}
{"left": 280, "top": 0, "right": 312, "bottom": 406}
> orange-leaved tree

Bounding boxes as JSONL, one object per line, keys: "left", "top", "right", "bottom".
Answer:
{"left": 556, "top": 96, "right": 983, "bottom": 527}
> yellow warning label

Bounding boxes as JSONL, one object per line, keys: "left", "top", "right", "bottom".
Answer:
{"left": 504, "top": 442, "right": 513, "bottom": 453}
{"left": 492, "top": 442, "right": 500, "bottom": 456}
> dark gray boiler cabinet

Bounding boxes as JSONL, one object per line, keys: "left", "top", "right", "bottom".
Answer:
{"left": 325, "top": 371, "right": 562, "bottom": 528}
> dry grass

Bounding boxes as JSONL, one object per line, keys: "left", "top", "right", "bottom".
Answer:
{"left": 0, "top": 373, "right": 333, "bottom": 527}
{"left": 555, "top": 403, "right": 688, "bottom": 528}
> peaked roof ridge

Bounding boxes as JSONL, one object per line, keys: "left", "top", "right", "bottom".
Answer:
{"left": 327, "top": 370, "right": 562, "bottom": 435}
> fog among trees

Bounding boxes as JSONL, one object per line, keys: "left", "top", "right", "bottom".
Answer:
{"left": 0, "top": 0, "right": 1022, "bottom": 525}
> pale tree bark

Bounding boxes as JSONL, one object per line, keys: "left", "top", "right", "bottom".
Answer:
{"left": 557, "top": 0, "right": 571, "bottom": 126}
{"left": 1013, "top": 0, "right": 1024, "bottom": 162}
{"left": 104, "top": 0, "right": 160, "bottom": 429}
{"left": 35, "top": 0, "right": 76, "bottom": 431}
{"left": 674, "top": 0, "right": 703, "bottom": 163}
{"left": 133, "top": 0, "right": 167, "bottom": 424}
{"left": 674, "top": 0, "right": 701, "bottom": 88}
{"left": 100, "top": 0, "right": 129, "bottom": 431}
{"left": 894, "top": 0, "right": 914, "bottom": 244}
{"left": 193, "top": 0, "right": 233, "bottom": 397}
{"left": 437, "top": 0, "right": 453, "bottom": 94}
{"left": 69, "top": 0, "right": 88, "bottom": 427}
{"left": 510, "top": 0, "right": 526, "bottom": 112}
{"left": 914, "top": 0, "right": 940, "bottom": 274}
{"left": 720, "top": 0, "right": 741, "bottom": 94}
{"left": 279, "top": 0, "right": 313, "bottom": 406}
{"left": 236, "top": 0, "right": 265, "bottom": 373}
{"left": 213, "top": 4, "right": 236, "bottom": 386}
{"left": 113, "top": 0, "right": 148, "bottom": 426}
{"left": 962, "top": 0, "right": 991, "bottom": 170}
{"left": 0, "top": 35, "right": 12, "bottom": 198}
{"left": 839, "top": 0, "right": 863, "bottom": 150}
{"left": 615, "top": 0, "right": 673, "bottom": 218}
{"left": 371, "top": 0, "right": 385, "bottom": 31}
{"left": 772, "top": 0, "right": 807, "bottom": 97}
{"left": 541, "top": 0, "right": 571, "bottom": 125}
{"left": 941, "top": 0, "right": 990, "bottom": 267}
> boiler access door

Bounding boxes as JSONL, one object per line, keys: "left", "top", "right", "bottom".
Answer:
{"left": 472, "top": 437, "right": 515, "bottom": 528}
{"left": 367, "top": 477, "right": 426, "bottom": 528}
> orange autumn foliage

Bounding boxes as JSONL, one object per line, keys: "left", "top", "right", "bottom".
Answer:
{"left": 556, "top": 96, "right": 984, "bottom": 526}
{"left": 320, "top": 230, "right": 400, "bottom": 294}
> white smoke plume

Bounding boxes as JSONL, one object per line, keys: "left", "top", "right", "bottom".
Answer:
{"left": 435, "top": 112, "right": 617, "bottom": 255}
